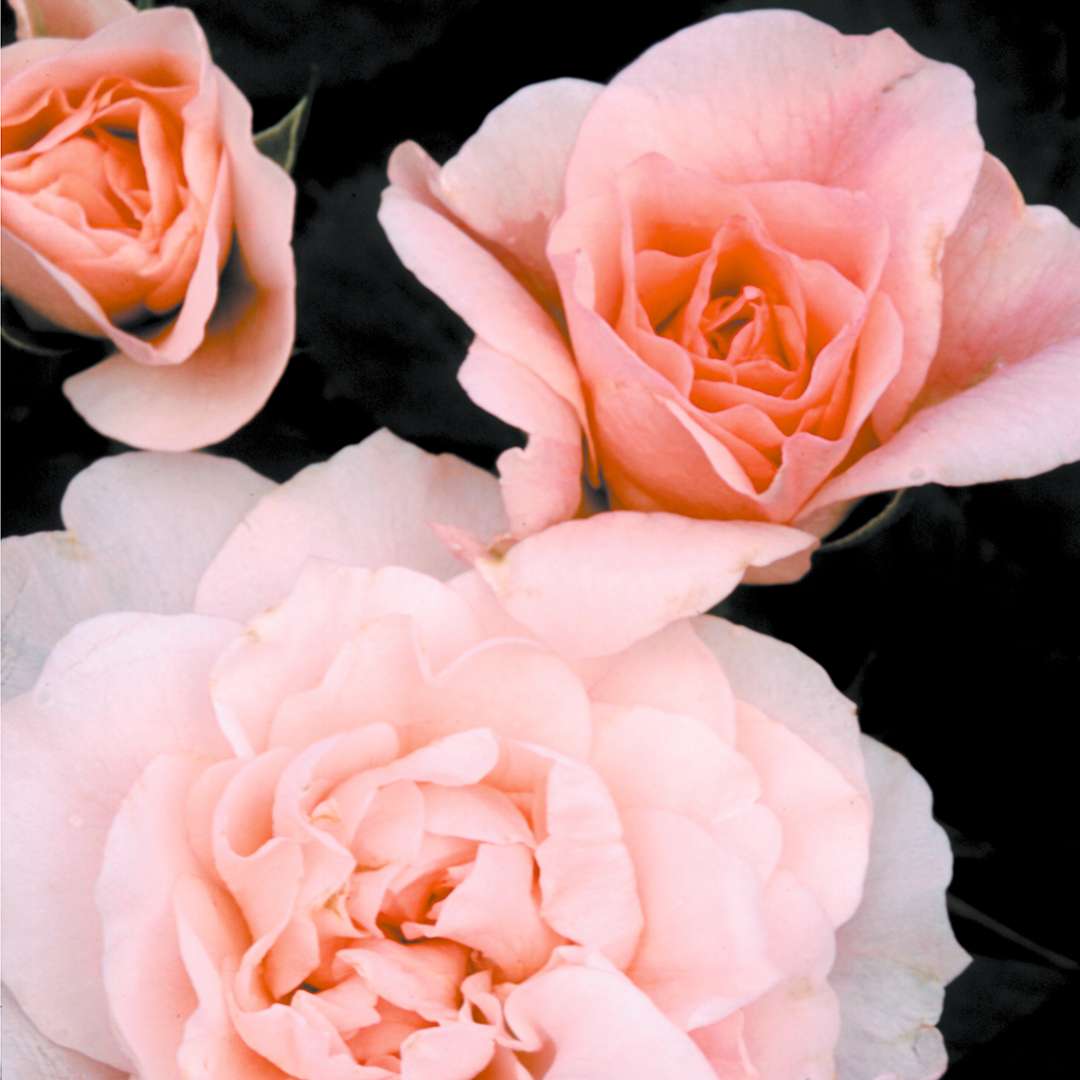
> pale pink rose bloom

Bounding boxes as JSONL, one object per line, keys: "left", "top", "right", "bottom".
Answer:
{"left": 379, "top": 10, "right": 1080, "bottom": 584}
{"left": 2, "top": 431, "right": 966, "bottom": 1079}
{"left": 1, "top": 0, "right": 296, "bottom": 449}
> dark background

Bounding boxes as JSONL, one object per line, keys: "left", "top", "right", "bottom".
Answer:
{"left": 2, "top": 1, "right": 1078, "bottom": 1074}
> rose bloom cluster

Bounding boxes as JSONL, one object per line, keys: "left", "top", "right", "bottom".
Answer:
{"left": 381, "top": 9, "right": 1080, "bottom": 581}
{"left": 1, "top": 0, "right": 296, "bottom": 449}
{"left": 2, "top": 433, "right": 965, "bottom": 1080}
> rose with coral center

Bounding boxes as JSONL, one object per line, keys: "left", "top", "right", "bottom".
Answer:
{"left": 2, "top": 62, "right": 224, "bottom": 324}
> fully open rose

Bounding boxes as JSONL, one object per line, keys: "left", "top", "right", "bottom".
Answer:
{"left": 2, "top": 431, "right": 966, "bottom": 1079}
{"left": 380, "top": 9, "right": 1080, "bottom": 582}
{"left": 0, "top": 0, "right": 295, "bottom": 449}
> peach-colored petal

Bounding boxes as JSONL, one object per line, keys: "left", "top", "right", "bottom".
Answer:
{"left": 459, "top": 341, "right": 583, "bottom": 538}
{"left": 0, "top": 985, "right": 127, "bottom": 1080}
{"left": 433, "top": 78, "right": 601, "bottom": 291}
{"left": 564, "top": 9, "right": 983, "bottom": 429}
{"left": 832, "top": 738, "right": 969, "bottom": 1080}
{"left": 0, "top": 227, "right": 107, "bottom": 335}
{"left": 580, "top": 619, "right": 737, "bottom": 742}
{"left": 399, "top": 1023, "right": 495, "bottom": 1080}
{"left": 736, "top": 702, "right": 871, "bottom": 927}
{"left": 693, "top": 616, "right": 868, "bottom": 799}
{"left": 209, "top": 562, "right": 480, "bottom": 757}
{"left": 97, "top": 754, "right": 205, "bottom": 1075}
{"left": 472, "top": 511, "right": 814, "bottom": 657}
{"left": 172, "top": 874, "right": 290, "bottom": 1078}
{"left": 338, "top": 939, "right": 467, "bottom": 1022}
{"left": 421, "top": 784, "right": 533, "bottom": 847}
{"left": 61, "top": 217, "right": 292, "bottom": 449}
{"left": 805, "top": 156, "right": 1080, "bottom": 516}
{"left": 267, "top": 617, "right": 424, "bottom": 751}
{"left": 623, "top": 807, "right": 779, "bottom": 1027}
{"left": 0, "top": 39, "right": 72, "bottom": 87}
{"left": 10, "top": 0, "right": 134, "bottom": 39}
{"left": 418, "top": 640, "right": 591, "bottom": 787}
{"left": 379, "top": 156, "right": 587, "bottom": 428}
{"left": 196, "top": 430, "right": 507, "bottom": 621}
{"left": 535, "top": 757, "right": 643, "bottom": 969}
{"left": 416, "top": 843, "right": 560, "bottom": 982}
{"left": 931, "top": 155, "right": 1080, "bottom": 396}
{"left": 590, "top": 703, "right": 759, "bottom": 827}
{"left": 503, "top": 948, "right": 717, "bottom": 1079}
{"left": 1, "top": 613, "right": 238, "bottom": 1068}
{"left": 1, "top": 451, "right": 271, "bottom": 701}
{"left": 740, "top": 978, "right": 842, "bottom": 1080}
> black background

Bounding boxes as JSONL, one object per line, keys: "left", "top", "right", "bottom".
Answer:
{"left": 2, "top": 1, "right": 1078, "bottom": 1074}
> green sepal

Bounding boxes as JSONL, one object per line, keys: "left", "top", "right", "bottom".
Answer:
{"left": 253, "top": 73, "right": 316, "bottom": 174}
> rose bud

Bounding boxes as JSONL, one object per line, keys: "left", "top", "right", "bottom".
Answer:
{"left": 1, "top": 0, "right": 296, "bottom": 449}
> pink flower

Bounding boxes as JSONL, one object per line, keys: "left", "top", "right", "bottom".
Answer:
{"left": 1, "top": 0, "right": 296, "bottom": 449}
{"left": 2, "top": 431, "right": 966, "bottom": 1079}
{"left": 380, "top": 9, "right": 1080, "bottom": 583}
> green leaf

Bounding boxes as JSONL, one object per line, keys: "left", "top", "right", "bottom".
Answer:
{"left": 136, "top": 0, "right": 154, "bottom": 10}
{"left": 253, "top": 72, "right": 316, "bottom": 174}
{"left": 818, "top": 487, "right": 912, "bottom": 553}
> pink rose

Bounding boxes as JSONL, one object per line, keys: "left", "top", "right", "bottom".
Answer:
{"left": 1, "top": 0, "right": 296, "bottom": 449}
{"left": 2, "top": 431, "right": 966, "bottom": 1078}
{"left": 380, "top": 10, "right": 1080, "bottom": 583}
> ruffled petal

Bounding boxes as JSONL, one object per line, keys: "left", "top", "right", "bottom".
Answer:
{"left": 503, "top": 948, "right": 717, "bottom": 1079}
{"left": 0, "top": 985, "right": 126, "bottom": 1080}
{"left": 10, "top": 0, "right": 134, "bottom": 40}
{"left": 1, "top": 612, "right": 238, "bottom": 1068}
{"left": 471, "top": 512, "right": 814, "bottom": 657}
{"left": 1, "top": 451, "right": 271, "bottom": 700}
{"left": 831, "top": 738, "right": 969, "bottom": 1080}
{"left": 804, "top": 155, "right": 1080, "bottom": 516}
{"left": 196, "top": 430, "right": 506, "bottom": 621}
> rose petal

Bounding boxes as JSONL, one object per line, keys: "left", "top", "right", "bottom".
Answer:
{"left": 433, "top": 77, "right": 602, "bottom": 292}
{"left": 415, "top": 843, "right": 560, "bottom": 983}
{"left": 693, "top": 616, "right": 868, "bottom": 799}
{"left": 1, "top": 451, "right": 270, "bottom": 701}
{"left": 535, "top": 758, "right": 643, "bottom": 968}
{"left": 589, "top": 703, "right": 759, "bottom": 827}
{"left": 196, "top": 430, "right": 506, "bottom": 621}
{"left": 97, "top": 755, "right": 205, "bottom": 1075}
{"left": 503, "top": 948, "right": 717, "bottom": 1079}
{"left": 741, "top": 978, "right": 842, "bottom": 1080}
{"left": 172, "top": 875, "right": 289, "bottom": 1078}
{"left": 458, "top": 340, "right": 583, "bottom": 538}
{"left": 0, "top": 985, "right": 126, "bottom": 1080}
{"left": 338, "top": 939, "right": 467, "bottom": 1022}
{"left": 580, "top": 618, "right": 737, "bottom": 742}
{"left": 831, "top": 737, "right": 969, "bottom": 1080}
{"left": 472, "top": 511, "right": 814, "bottom": 657}
{"left": 736, "top": 702, "right": 871, "bottom": 927}
{"left": 209, "top": 562, "right": 480, "bottom": 757}
{"left": 1, "top": 612, "right": 238, "bottom": 1068}
{"left": 622, "top": 807, "right": 779, "bottom": 1028}
{"left": 399, "top": 1023, "right": 495, "bottom": 1080}
{"left": 804, "top": 154, "right": 1080, "bottom": 516}
{"left": 10, "top": 0, "right": 134, "bottom": 40}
